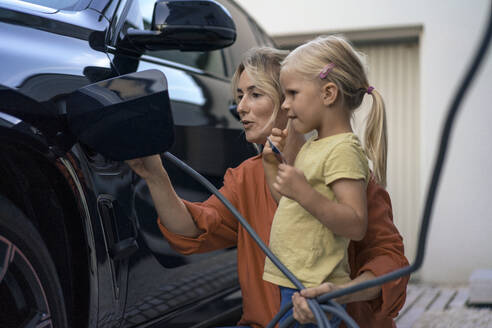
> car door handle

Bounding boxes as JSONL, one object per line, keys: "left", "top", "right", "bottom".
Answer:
{"left": 98, "top": 196, "right": 139, "bottom": 261}
{"left": 109, "top": 238, "right": 138, "bottom": 261}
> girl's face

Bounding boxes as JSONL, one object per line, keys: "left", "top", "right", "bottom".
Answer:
{"left": 280, "top": 69, "right": 324, "bottom": 135}
{"left": 236, "top": 70, "right": 276, "bottom": 144}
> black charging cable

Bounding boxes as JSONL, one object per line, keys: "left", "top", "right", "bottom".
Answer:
{"left": 162, "top": 2, "right": 492, "bottom": 326}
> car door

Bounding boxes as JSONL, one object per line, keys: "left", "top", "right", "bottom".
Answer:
{"left": 0, "top": 0, "right": 135, "bottom": 326}
{"left": 103, "top": 0, "right": 259, "bottom": 326}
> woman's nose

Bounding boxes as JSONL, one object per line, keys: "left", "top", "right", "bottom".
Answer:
{"left": 237, "top": 97, "right": 249, "bottom": 115}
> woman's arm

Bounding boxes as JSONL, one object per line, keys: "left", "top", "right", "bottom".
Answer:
{"left": 126, "top": 155, "right": 202, "bottom": 237}
{"left": 347, "top": 177, "right": 409, "bottom": 319}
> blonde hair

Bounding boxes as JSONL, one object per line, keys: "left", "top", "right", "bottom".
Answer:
{"left": 282, "top": 35, "right": 388, "bottom": 187}
{"left": 232, "top": 47, "right": 289, "bottom": 128}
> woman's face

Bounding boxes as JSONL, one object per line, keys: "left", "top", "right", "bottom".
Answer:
{"left": 236, "top": 70, "right": 276, "bottom": 144}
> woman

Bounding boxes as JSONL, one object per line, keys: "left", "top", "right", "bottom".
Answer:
{"left": 126, "top": 47, "right": 409, "bottom": 328}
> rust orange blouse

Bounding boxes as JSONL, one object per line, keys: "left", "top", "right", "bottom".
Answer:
{"left": 158, "top": 155, "right": 409, "bottom": 328}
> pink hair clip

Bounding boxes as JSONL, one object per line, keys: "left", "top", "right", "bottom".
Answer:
{"left": 366, "top": 86, "right": 375, "bottom": 94}
{"left": 319, "top": 63, "right": 335, "bottom": 79}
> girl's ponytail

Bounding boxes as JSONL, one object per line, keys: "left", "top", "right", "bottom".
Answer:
{"left": 364, "top": 88, "right": 388, "bottom": 187}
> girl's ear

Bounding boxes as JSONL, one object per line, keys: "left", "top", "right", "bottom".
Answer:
{"left": 322, "top": 82, "right": 338, "bottom": 106}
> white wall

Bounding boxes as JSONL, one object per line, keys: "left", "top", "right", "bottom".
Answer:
{"left": 235, "top": 0, "right": 492, "bottom": 283}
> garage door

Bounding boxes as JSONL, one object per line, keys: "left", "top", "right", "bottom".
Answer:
{"left": 353, "top": 41, "right": 420, "bottom": 262}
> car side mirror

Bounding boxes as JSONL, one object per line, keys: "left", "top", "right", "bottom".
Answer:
{"left": 66, "top": 69, "right": 175, "bottom": 161}
{"left": 120, "top": 0, "right": 236, "bottom": 53}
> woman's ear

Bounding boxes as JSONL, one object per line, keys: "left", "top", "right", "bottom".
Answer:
{"left": 322, "top": 82, "right": 338, "bottom": 106}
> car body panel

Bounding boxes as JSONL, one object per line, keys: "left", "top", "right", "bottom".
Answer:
{"left": 0, "top": 0, "right": 269, "bottom": 326}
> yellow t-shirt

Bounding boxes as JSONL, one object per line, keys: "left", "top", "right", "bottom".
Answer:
{"left": 263, "top": 132, "right": 369, "bottom": 288}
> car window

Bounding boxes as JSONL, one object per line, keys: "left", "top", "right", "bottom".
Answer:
{"left": 19, "top": 0, "right": 80, "bottom": 10}
{"left": 216, "top": 0, "right": 266, "bottom": 75}
{"left": 248, "top": 18, "right": 275, "bottom": 48}
{"left": 137, "top": 0, "right": 226, "bottom": 77}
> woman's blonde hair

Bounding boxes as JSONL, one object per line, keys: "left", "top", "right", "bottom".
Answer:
{"left": 282, "top": 35, "right": 388, "bottom": 187}
{"left": 232, "top": 47, "right": 289, "bottom": 128}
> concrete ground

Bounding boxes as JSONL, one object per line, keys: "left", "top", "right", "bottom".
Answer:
{"left": 413, "top": 307, "right": 492, "bottom": 328}
{"left": 396, "top": 283, "right": 492, "bottom": 328}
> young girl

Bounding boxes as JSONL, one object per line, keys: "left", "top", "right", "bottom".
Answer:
{"left": 262, "top": 35, "right": 388, "bottom": 327}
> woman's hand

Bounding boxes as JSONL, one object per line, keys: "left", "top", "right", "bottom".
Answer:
{"left": 292, "top": 283, "right": 339, "bottom": 324}
{"left": 292, "top": 272, "right": 381, "bottom": 324}
{"left": 273, "top": 163, "right": 310, "bottom": 201}
{"left": 126, "top": 154, "right": 165, "bottom": 181}
{"left": 127, "top": 154, "right": 202, "bottom": 236}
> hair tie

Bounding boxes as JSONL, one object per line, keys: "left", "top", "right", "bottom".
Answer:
{"left": 319, "top": 63, "right": 335, "bottom": 79}
{"left": 366, "top": 86, "right": 375, "bottom": 94}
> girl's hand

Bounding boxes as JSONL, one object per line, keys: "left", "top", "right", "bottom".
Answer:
{"left": 292, "top": 283, "right": 339, "bottom": 324}
{"left": 125, "top": 154, "right": 165, "bottom": 181}
{"left": 273, "top": 163, "right": 309, "bottom": 200}
{"left": 262, "top": 128, "right": 287, "bottom": 165}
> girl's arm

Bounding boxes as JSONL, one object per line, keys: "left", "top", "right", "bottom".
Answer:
{"left": 262, "top": 128, "right": 288, "bottom": 203}
{"left": 263, "top": 160, "right": 281, "bottom": 203}
{"left": 126, "top": 155, "right": 202, "bottom": 237}
{"left": 273, "top": 167, "right": 367, "bottom": 240}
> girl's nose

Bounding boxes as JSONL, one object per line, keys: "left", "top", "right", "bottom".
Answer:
{"left": 281, "top": 98, "right": 290, "bottom": 112}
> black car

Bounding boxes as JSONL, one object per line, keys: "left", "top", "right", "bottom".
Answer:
{"left": 0, "top": 0, "right": 274, "bottom": 327}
